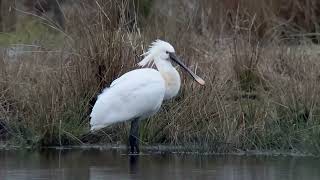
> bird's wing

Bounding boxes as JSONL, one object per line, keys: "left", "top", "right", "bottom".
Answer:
{"left": 110, "top": 68, "right": 148, "bottom": 87}
{"left": 90, "top": 68, "right": 165, "bottom": 131}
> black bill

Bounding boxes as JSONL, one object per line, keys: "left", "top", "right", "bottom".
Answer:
{"left": 169, "top": 52, "right": 205, "bottom": 85}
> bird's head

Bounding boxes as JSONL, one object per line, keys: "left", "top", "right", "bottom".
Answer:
{"left": 138, "top": 40, "right": 174, "bottom": 67}
{"left": 138, "top": 40, "right": 205, "bottom": 85}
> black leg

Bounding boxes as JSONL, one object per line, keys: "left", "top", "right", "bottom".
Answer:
{"left": 129, "top": 118, "right": 140, "bottom": 154}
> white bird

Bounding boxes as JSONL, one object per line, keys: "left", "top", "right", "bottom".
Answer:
{"left": 90, "top": 40, "right": 205, "bottom": 153}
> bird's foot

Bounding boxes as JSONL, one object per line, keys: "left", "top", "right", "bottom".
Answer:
{"left": 129, "top": 135, "right": 140, "bottom": 154}
{"left": 129, "top": 147, "right": 140, "bottom": 154}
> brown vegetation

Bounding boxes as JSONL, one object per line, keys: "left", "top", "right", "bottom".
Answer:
{"left": 222, "top": 0, "right": 320, "bottom": 41}
{"left": 0, "top": 0, "right": 320, "bottom": 154}
{"left": 0, "top": 0, "right": 16, "bottom": 32}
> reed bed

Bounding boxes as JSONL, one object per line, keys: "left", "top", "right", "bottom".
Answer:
{"left": 0, "top": 0, "right": 320, "bottom": 154}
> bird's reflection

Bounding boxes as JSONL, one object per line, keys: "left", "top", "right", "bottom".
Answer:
{"left": 129, "top": 155, "right": 139, "bottom": 174}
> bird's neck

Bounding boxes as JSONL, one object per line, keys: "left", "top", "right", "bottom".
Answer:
{"left": 155, "top": 59, "right": 181, "bottom": 100}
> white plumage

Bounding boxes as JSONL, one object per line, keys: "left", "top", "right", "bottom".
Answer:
{"left": 90, "top": 40, "right": 205, "bottom": 132}
{"left": 90, "top": 68, "right": 165, "bottom": 131}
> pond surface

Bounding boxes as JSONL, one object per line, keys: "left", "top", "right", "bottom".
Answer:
{"left": 0, "top": 148, "right": 319, "bottom": 180}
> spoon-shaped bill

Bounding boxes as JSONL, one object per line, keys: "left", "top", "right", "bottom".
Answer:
{"left": 169, "top": 53, "right": 205, "bottom": 85}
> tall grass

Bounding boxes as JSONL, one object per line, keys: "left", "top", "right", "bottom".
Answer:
{"left": 0, "top": 0, "right": 142, "bottom": 146}
{"left": 0, "top": 0, "right": 320, "bottom": 154}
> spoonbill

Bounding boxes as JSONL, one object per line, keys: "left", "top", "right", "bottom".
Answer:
{"left": 90, "top": 40, "right": 205, "bottom": 153}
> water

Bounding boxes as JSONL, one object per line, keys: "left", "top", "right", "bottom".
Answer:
{"left": 0, "top": 148, "right": 319, "bottom": 180}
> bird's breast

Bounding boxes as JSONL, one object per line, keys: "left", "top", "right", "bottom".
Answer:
{"left": 160, "top": 70, "right": 181, "bottom": 100}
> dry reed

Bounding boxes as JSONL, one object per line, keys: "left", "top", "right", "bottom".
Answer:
{"left": 0, "top": 0, "right": 320, "bottom": 154}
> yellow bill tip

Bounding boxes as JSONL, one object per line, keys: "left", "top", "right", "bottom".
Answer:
{"left": 195, "top": 77, "right": 205, "bottom": 86}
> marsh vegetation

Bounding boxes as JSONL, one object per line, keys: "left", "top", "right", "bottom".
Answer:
{"left": 0, "top": 0, "right": 320, "bottom": 155}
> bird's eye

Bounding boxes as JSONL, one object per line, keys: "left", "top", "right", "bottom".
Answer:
{"left": 166, "top": 51, "right": 169, "bottom": 54}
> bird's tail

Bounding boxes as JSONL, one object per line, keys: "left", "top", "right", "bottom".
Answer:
{"left": 90, "top": 123, "right": 112, "bottom": 132}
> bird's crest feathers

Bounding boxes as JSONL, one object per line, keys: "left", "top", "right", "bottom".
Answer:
{"left": 138, "top": 39, "right": 175, "bottom": 67}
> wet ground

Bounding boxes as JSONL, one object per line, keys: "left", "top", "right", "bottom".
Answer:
{"left": 0, "top": 148, "right": 319, "bottom": 180}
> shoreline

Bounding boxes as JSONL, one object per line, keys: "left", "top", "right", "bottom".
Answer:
{"left": 0, "top": 143, "right": 317, "bottom": 157}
